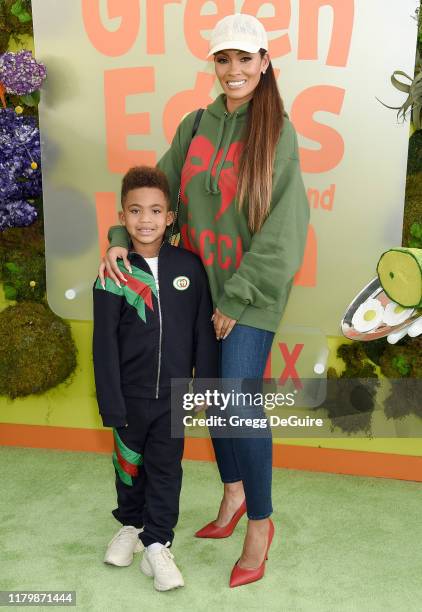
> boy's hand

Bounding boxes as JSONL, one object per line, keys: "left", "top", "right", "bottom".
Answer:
{"left": 98, "top": 247, "right": 131, "bottom": 289}
{"left": 212, "top": 308, "right": 237, "bottom": 340}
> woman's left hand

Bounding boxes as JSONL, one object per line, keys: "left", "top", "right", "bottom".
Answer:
{"left": 212, "top": 308, "right": 237, "bottom": 340}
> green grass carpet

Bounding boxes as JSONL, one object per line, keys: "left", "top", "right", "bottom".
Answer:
{"left": 1, "top": 447, "right": 422, "bottom": 611}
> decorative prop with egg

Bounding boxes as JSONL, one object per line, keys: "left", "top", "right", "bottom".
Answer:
{"left": 341, "top": 247, "right": 422, "bottom": 343}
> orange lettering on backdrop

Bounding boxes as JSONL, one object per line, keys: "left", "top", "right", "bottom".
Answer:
{"left": 262, "top": 344, "right": 307, "bottom": 384}
{"left": 163, "top": 72, "right": 216, "bottom": 143}
{"left": 291, "top": 85, "right": 345, "bottom": 173}
{"left": 307, "top": 184, "right": 336, "bottom": 210}
{"left": 263, "top": 344, "right": 306, "bottom": 388}
{"left": 320, "top": 184, "right": 335, "bottom": 210}
{"left": 95, "top": 192, "right": 119, "bottom": 257}
{"left": 278, "top": 342, "right": 304, "bottom": 389}
{"left": 146, "top": 0, "right": 183, "bottom": 54}
{"left": 242, "top": 0, "right": 291, "bottom": 58}
{"left": 298, "top": 0, "right": 354, "bottom": 67}
{"left": 81, "top": 0, "right": 140, "bottom": 56}
{"left": 307, "top": 188, "right": 320, "bottom": 209}
{"left": 104, "top": 67, "right": 156, "bottom": 173}
{"left": 184, "top": 0, "right": 234, "bottom": 59}
{"left": 294, "top": 225, "right": 317, "bottom": 287}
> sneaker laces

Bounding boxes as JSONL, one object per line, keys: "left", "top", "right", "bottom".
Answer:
{"left": 110, "top": 526, "right": 139, "bottom": 546}
{"left": 152, "top": 542, "right": 175, "bottom": 571}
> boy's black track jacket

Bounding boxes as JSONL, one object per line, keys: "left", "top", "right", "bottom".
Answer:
{"left": 93, "top": 242, "right": 219, "bottom": 428}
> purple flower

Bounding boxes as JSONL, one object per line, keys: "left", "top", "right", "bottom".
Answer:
{"left": 0, "top": 50, "right": 47, "bottom": 96}
{"left": 0, "top": 108, "right": 42, "bottom": 204}
{"left": 0, "top": 199, "right": 37, "bottom": 231}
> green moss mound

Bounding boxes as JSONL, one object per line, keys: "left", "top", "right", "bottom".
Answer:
{"left": 359, "top": 337, "right": 388, "bottom": 366}
{"left": 402, "top": 173, "right": 422, "bottom": 248}
{"left": 325, "top": 337, "right": 422, "bottom": 428}
{"left": 0, "top": 0, "right": 33, "bottom": 53}
{"left": 0, "top": 211, "right": 44, "bottom": 266}
{"left": 379, "top": 335, "right": 422, "bottom": 378}
{"left": 381, "top": 335, "right": 421, "bottom": 421}
{"left": 406, "top": 130, "right": 422, "bottom": 175}
{"left": 1, "top": 250, "right": 46, "bottom": 301}
{"left": 321, "top": 343, "right": 379, "bottom": 435}
{"left": 0, "top": 205, "right": 45, "bottom": 301}
{"left": 336, "top": 342, "right": 379, "bottom": 378}
{"left": 384, "top": 378, "right": 422, "bottom": 420}
{"left": 0, "top": 302, "right": 77, "bottom": 398}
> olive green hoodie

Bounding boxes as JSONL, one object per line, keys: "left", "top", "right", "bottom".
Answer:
{"left": 109, "top": 94, "right": 310, "bottom": 332}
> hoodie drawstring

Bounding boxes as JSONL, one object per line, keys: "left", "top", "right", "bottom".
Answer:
{"left": 205, "top": 111, "right": 238, "bottom": 195}
{"left": 212, "top": 112, "right": 238, "bottom": 194}
{"left": 205, "top": 112, "right": 226, "bottom": 194}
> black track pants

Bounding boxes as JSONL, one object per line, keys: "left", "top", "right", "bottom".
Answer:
{"left": 111, "top": 396, "right": 184, "bottom": 547}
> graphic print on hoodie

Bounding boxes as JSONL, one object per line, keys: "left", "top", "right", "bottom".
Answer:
{"left": 180, "top": 135, "right": 244, "bottom": 221}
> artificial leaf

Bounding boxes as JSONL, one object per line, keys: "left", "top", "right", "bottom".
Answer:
{"left": 410, "top": 222, "right": 422, "bottom": 239}
{"left": 4, "top": 262, "right": 21, "bottom": 274}
{"left": 3, "top": 284, "right": 17, "bottom": 300}
{"left": 10, "top": 1, "right": 23, "bottom": 17}
{"left": 20, "top": 91, "right": 40, "bottom": 107}
{"left": 17, "top": 11, "right": 31, "bottom": 23}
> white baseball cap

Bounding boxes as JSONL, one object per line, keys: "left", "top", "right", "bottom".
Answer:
{"left": 207, "top": 13, "right": 268, "bottom": 57}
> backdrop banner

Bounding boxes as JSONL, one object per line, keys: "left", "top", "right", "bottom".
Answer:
{"left": 32, "top": 0, "right": 417, "bottom": 337}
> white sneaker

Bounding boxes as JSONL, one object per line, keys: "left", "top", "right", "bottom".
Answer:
{"left": 104, "top": 526, "right": 144, "bottom": 566}
{"left": 140, "top": 543, "right": 184, "bottom": 591}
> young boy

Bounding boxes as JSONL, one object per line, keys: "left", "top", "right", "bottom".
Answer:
{"left": 92, "top": 166, "right": 218, "bottom": 591}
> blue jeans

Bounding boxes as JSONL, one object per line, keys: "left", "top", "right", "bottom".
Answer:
{"left": 210, "top": 323, "right": 275, "bottom": 520}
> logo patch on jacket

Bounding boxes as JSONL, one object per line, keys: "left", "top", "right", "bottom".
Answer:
{"left": 173, "top": 276, "right": 190, "bottom": 290}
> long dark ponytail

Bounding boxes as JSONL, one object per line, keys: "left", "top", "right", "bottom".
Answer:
{"left": 237, "top": 50, "right": 284, "bottom": 233}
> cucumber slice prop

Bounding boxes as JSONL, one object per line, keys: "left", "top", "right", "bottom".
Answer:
{"left": 377, "top": 247, "right": 422, "bottom": 308}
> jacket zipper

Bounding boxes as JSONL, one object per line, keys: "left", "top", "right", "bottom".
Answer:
{"left": 155, "top": 284, "right": 163, "bottom": 399}
{"left": 155, "top": 245, "right": 164, "bottom": 399}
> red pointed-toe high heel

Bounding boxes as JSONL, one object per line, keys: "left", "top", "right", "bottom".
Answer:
{"left": 229, "top": 518, "right": 275, "bottom": 588}
{"left": 194, "top": 499, "right": 247, "bottom": 539}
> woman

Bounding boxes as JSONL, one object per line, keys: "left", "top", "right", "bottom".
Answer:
{"left": 99, "top": 13, "right": 310, "bottom": 587}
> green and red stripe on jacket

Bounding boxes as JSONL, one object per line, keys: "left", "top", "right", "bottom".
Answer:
{"left": 94, "top": 259, "right": 157, "bottom": 323}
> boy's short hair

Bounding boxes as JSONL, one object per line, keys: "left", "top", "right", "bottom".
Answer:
{"left": 121, "top": 166, "right": 171, "bottom": 209}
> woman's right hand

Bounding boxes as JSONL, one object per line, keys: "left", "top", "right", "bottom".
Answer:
{"left": 98, "top": 246, "right": 131, "bottom": 289}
